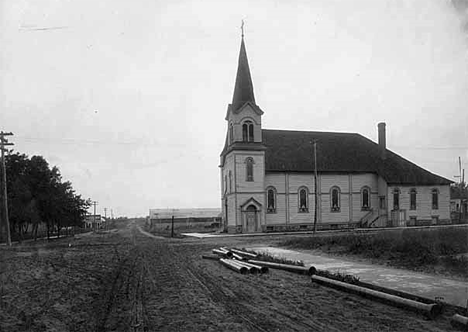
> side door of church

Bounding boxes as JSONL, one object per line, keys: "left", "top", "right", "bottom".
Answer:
{"left": 245, "top": 205, "right": 257, "bottom": 232}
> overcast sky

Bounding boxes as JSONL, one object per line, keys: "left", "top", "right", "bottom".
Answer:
{"left": 1, "top": 0, "right": 468, "bottom": 217}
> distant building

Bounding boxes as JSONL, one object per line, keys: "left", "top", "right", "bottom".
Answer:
{"left": 149, "top": 208, "right": 222, "bottom": 223}
{"left": 450, "top": 186, "right": 468, "bottom": 222}
{"left": 219, "top": 34, "right": 452, "bottom": 233}
{"left": 84, "top": 214, "right": 105, "bottom": 229}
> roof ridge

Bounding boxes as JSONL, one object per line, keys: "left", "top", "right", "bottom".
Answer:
{"left": 262, "top": 128, "right": 359, "bottom": 135}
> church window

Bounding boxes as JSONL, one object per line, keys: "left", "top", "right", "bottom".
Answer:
{"left": 393, "top": 188, "right": 400, "bottom": 210}
{"left": 361, "top": 187, "right": 370, "bottom": 210}
{"left": 229, "top": 123, "right": 234, "bottom": 144}
{"left": 242, "top": 121, "right": 254, "bottom": 142}
{"left": 432, "top": 189, "right": 439, "bottom": 210}
{"left": 245, "top": 157, "right": 254, "bottom": 182}
{"left": 410, "top": 188, "right": 417, "bottom": 210}
{"left": 267, "top": 187, "right": 276, "bottom": 213}
{"left": 229, "top": 171, "right": 232, "bottom": 193}
{"left": 224, "top": 175, "right": 227, "bottom": 194}
{"left": 298, "top": 187, "right": 309, "bottom": 212}
{"left": 331, "top": 187, "right": 340, "bottom": 212}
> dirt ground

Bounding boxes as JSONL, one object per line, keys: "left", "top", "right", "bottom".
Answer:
{"left": 0, "top": 220, "right": 459, "bottom": 332}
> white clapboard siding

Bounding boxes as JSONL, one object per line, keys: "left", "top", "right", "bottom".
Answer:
{"left": 265, "top": 192, "right": 287, "bottom": 224}
{"left": 289, "top": 193, "right": 316, "bottom": 224}
{"left": 227, "top": 196, "right": 237, "bottom": 226}
{"left": 235, "top": 152, "right": 265, "bottom": 192}
{"left": 352, "top": 194, "right": 379, "bottom": 222}
{"left": 265, "top": 173, "right": 287, "bottom": 194}
{"left": 321, "top": 192, "right": 350, "bottom": 223}
{"left": 388, "top": 185, "right": 450, "bottom": 220}
{"left": 288, "top": 173, "right": 315, "bottom": 193}
{"left": 351, "top": 173, "right": 378, "bottom": 192}
{"left": 320, "top": 174, "right": 350, "bottom": 193}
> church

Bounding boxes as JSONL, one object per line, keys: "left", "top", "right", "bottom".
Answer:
{"left": 219, "top": 34, "right": 452, "bottom": 233}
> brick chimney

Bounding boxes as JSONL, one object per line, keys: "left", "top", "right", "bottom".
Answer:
{"left": 378, "top": 122, "right": 386, "bottom": 159}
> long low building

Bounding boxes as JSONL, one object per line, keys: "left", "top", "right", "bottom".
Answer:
{"left": 149, "top": 208, "right": 222, "bottom": 223}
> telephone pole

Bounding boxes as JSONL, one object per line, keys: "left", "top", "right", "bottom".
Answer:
{"left": 313, "top": 140, "right": 318, "bottom": 234}
{"left": 104, "top": 208, "right": 107, "bottom": 231}
{"left": 0, "top": 132, "right": 13, "bottom": 246}
{"left": 92, "top": 201, "right": 98, "bottom": 231}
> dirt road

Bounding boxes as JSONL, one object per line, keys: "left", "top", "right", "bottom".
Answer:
{"left": 0, "top": 221, "right": 455, "bottom": 331}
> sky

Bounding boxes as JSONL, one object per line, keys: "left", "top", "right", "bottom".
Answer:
{"left": 1, "top": 0, "right": 468, "bottom": 217}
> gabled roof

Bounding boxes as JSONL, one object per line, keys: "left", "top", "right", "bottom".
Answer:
{"left": 261, "top": 129, "right": 452, "bottom": 185}
{"left": 225, "top": 101, "right": 264, "bottom": 120}
{"left": 231, "top": 37, "right": 256, "bottom": 112}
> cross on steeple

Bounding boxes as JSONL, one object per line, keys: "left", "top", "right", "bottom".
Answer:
{"left": 241, "top": 20, "right": 244, "bottom": 38}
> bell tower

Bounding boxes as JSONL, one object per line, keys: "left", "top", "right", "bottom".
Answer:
{"left": 220, "top": 27, "right": 266, "bottom": 233}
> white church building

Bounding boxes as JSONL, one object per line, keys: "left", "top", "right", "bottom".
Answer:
{"left": 219, "top": 35, "right": 452, "bottom": 233}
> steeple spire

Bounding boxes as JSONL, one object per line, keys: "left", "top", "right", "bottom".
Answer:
{"left": 231, "top": 22, "right": 256, "bottom": 111}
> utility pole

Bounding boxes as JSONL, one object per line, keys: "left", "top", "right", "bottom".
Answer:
{"left": 92, "top": 201, "right": 98, "bottom": 231}
{"left": 454, "top": 156, "right": 462, "bottom": 184}
{"left": 0, "top": 132, "right": 13, "bottom": 246}
{"left": 313, "top": 140, "right": 318, "bottom": 234}
{"left": 171, "top": 215, "right": 174, "bottom": 238}
{"left": 104, "top": 207, "right": 107, "bottom": 231}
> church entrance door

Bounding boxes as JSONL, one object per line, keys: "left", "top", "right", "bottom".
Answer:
{"left": 245, "top": 205, "right": 258, "bottom": 233}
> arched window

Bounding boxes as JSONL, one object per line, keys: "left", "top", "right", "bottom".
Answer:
{"left": 299, "top": 187, "right": 309, "bottom": 212}
{"left": 229, "top": 171, "right": 232, "bottom": 193}
{"left": 410, "top": 188, "right": 417, "bottom": 210}
{"left": 393, "top": 188, "right": 400, "bottom": 210}
{"left": 242, "top": 121, "right": 254, "bottom": 142}
{"left": 267, "top": 187, "right": 276, "bottom": 213}
{"left": 361, "top": 187, "right": 370, "bottom": 210}
{"left": 245, "top": 157, "right": 254, "bottom": 182}
{"left": 432, "top": 189, "right": 439, "bottom": 210}
{"left": 224, "top": 175, "right": 227, "bottom": 194}
{"left": 229, "top": 123, "right": 234, "bottom": 144}
{"left": 331, "top": 187, "right": 340, "bottom": 212}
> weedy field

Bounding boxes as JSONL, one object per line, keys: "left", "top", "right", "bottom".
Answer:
{"left": 279, "top": 227, "right": 468, "bottom": 280}
{"left": 0, "top": 220, "right": 459, "bottom": 331}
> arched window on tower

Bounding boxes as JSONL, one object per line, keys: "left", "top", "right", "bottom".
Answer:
{"left": 267, "top": 187, "right": 276, "bottom": 213}
{"left": 224, "top": 175, "right": 227, "bottom": 194}
{"left": 245, "top": 157, "right": 254, "bottom": 182}
{"left": 242, "top": 121, "right": 254, "bottom": 142}
{"left": 229, "top": 123, "right": 234, "bottom": 144}
{"left": 229, "top": 171, "right": 232, "bottom": 193}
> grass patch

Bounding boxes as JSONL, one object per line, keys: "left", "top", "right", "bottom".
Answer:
{"left": 243, "top": 249, "right": 305, "bottom": 266}
{"left": 315, "top": 270, "right": 361, "bottom": 284}
{"left": 279, "top": 227, "right": 468, "bottom": 278}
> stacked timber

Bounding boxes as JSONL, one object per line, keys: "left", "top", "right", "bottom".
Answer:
{"left": 208, "top": 247, "right": 320, "bottom": 275}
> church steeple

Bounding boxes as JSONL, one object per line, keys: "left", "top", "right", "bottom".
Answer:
{"left": 231, "top": 34, "right": 256, "bottom": 112}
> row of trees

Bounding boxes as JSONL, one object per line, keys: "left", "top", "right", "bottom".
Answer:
{"left": 1, "top": 152, "right": 90, "bottom": 241}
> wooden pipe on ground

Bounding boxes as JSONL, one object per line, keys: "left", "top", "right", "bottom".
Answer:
{"left": 228, "top": 259, "right": 257, "bottom": 274}
{"left": 231, "top": 248, "right": 258, "bottom": 259}
{"left": 212, "top": 248, "right": 233, "bottom": 258}
{"left": 248, "top": 260, "right": 316, "bottom": 275}
{"left": 451, "top": 313, "right": 468, "bottom": 330}
{"left": 219, "top": 259, "right": 248, "bottom": 274}
{"left": 239, "top": 261, "right": 268, "bottom": 273}
{"left": 311, "top": 275, "right": 441, "bottom": 319}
